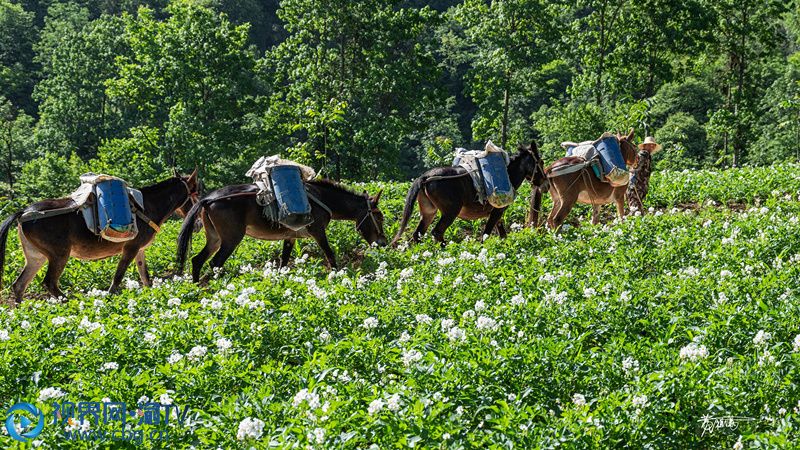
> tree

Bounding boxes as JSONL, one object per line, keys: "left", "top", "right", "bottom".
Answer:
{"left": 267, "top": 0, "right": 444, "bottom": 179}
{"left": 703, "top": 0, "right": 789, "bottom": 166}
{"left": 0, "top": 96, "right": 34, "bottom": 196}
{"left": 0, "top": 1, "right": 37, "bottom": 114}
{"left": 34, "top": 13, "right": 130, "bottom": 158}
{"left": 446, "top": 0, "right": 557, "bottom": 149}
{"left": 108, "top": 1, "right": 259, "bottom": 186}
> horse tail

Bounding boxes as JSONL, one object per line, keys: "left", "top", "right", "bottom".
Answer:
{"left": 0, "top": 210, "right": 23, "bottom": 290}
{"left": 391, "top": 176, "right": 426, "bottom": 246}
{"left": 176, "top": 198, "right": 209, "bottom": 274}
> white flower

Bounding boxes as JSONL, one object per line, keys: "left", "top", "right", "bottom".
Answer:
{"left": 572, "top": 393, "right": 586, "bottom": 407}
{"left": 124, "top": 279, "right": 140, "bottom": 290}
{"left": 167, "top": 297, "right": 181, "bottom": 307}
{"left": 622, "top": 357, "right": 640, "bottom": 374}
{"left": 137, "top": 395, "right": 150, "bottom": 404}
{"left": 632, "top": 395, "right": 648, "bottom": 408}
{"left": 510, "top": 294, "right": 526, "bottom": 306}
{"left": 236, "top": 417, "right": 265, "bottom": 441}
{"left": 362, "top": 317, "right": 379, "bottom": 329}
{"left": 440, "top": 318, "right": 455, "bottom": 331}
{"left": 292, "top": 389, "right": 321, "bottom": 409}
{"left": 368, "top": 398, "right": 384, "bottom": 415}
{"left": 187, "top": 346, "right": 207, "bottom": 362}
{"left": 442, "top": 433, "right": 451, "bottom": 440}
{"left": 159, "top": 392, "right": 174, "bottom": 405}
{"left": 415, "top": 314, "right": 432, "bottom": 325}
{"left": 0, "top": 329, "right": 9, "bottom": 341}
{"left": 583, "top": 288, "right": 596, "bottom": 298}
{"left": 38, "top": 387, "right": 66, "bottom": 402}
{"left": 447, "top": 326, "right": 466, "bottom": 342}
{"left": 402, "top": 349, "right": 422, "bottom": 367}
{"left": 79, "top": 316, "right": 103, "bottom": 333}
{"left": 311, "top": 427, "right": 325, "bottom": 444}
{"left": 143, "top": 332, "right": 157, "bottom": 344}
{"left": 167, "top": 352, "right": 184, "bottom": 365}
{"left": 733, "top": 436, "right": 743, "bottom": 450}
{"left": 387, "top": 394, "right": 401, "bottom": 412}
{"left": 476, "top": 316, "right": 499, "bottom": 332}
{"left": 51, "top": 316, "right": 67, "bottom": 327}
{"left": 507, "top": 393, "right": 516, "bottom": 402}
{"left": 474, "top": 300, "right": 486, "bottom": 311}
{"left": 793, "top": 334, "right": 800, "bottom": 353}
{"left": 753, "top": 330, "right": 771, "bottom": 346}
{"left": 398, "top": 331, "right": 411, "bottom": 343}
{"left": 679, "top": 343, "right": 709, "bottom": 362}
{"left": 100, "top": 362, "right": 119, "bottom": 371}
{"left": 20, "top": 320, "right": 31, "bottom": 330}
{"left": 216, "top": 338, "right": 233, "bottom": 353}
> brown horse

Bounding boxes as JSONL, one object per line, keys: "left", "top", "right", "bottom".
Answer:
{"left": 545, "top": 130, "right": 639, "bottom": 229}
{"left": 392, "top": 142, "right": 547, "bottom": 246}
{"left": 0, "top": 170, "right": 200, "bottom": 302}
{"left": 176, "top": 179, "right": 387, "bottom": 281}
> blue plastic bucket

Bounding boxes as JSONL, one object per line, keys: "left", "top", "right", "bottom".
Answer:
{"left": 477, "top": 152, "right": 514, "bottom": 208}
{"left": 596, "top": 135, "right": 625, "bottom": 175}
{"left": 96, "top": 179, "right": 134, "bottom": 231}
{"left": 270, "top": 165, "right": 313, "bottom": 230}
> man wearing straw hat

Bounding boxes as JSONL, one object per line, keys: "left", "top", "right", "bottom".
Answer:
{"left": 627, "top": 136, "right": 661, "bottom": 213}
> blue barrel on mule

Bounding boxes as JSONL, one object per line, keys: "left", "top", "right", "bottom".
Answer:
{"left": 477, "top": 151, "right": 514, "bottom": 208}
{"left": 270, "top": 165, "right": 313, "bottom": 230}
{"left": 96, "top": 179, "right": 136, "bottom": 241}
{"left": 595, "top": 135, "right": 625, "bottom": 175}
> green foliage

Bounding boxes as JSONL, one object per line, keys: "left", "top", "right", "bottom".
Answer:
{"left": 16, "top": 151, "right": 88, "bottom": 199}
{"left": 0, "top": 0, "right": 37, "bottom": 113}
{"left": 648, "top": 78, "right": 722, "bottom": 129}
{"left": 0, "top": 96, "right": 34, "bottom": 196}
{"left": 108, "top": 0, "right": 259, "bottom": 186}
{"left": 91, "top": 126, "right": 164, "bottom": 186}
{"left": 654, "top": 113, "right": 708, "bottom": 170}
{"left": 3, "top": 166, "right": 800, "bottom": 447}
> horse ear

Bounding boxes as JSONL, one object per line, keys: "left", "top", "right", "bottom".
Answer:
{"left": 372, "top": 189, "right": 383, "bottom": 205}
{"left": 173, "top": 168, "right": 180, "bottom": 178}
{"left": 530, "top": 141, "right": 539, "bottom": 156}
{"left": 627, "top": 128, "right": 635, "bottom": 141}
{"left": 190, "top": 166, "right": 198, "bottom": 182}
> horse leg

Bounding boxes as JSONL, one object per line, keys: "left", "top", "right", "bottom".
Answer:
{"left": 192, "top": 214, "right": 222, "bottom": 283}
{"left": 412, "top": 193, "right": 437, "bottom": 242}
{"left": 495, "top": 220, "right": 508, "bottom": 238}
{"left": 280, "top": 239, "right": 295, "bottom": 268}
{"left": 615, "top": 192, "right": 626, "bottom": 220}
{"left": 310, "top": 230, "right": 337, "bottom": 270}
{"left": 431, "top": 213, "right": 457, "bottom": 246}
{"left": 135, "top": 249, "right": 151, "bottom": 288}
{"left": 551, "top": 192, "right": 578, "bottom": 231}
{"left": 482, "top": 208, "right": 506, "bottom": 238}
{"left": 12, "top": 236, "right": 47, "bottom": 303}
{"left": 42, "top": 253, "right": 69, "bottom": 299}
{"left": 109, "top": 246, "right": 139, "bottom": 293}
{"left": 208, "top": 233, "right": 244, "bottom": 277}
{"left": 591, "top": 205, "right": 601, "bottom": 225}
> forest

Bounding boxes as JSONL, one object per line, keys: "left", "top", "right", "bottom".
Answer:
{"left": 0, "top": 0, "right": 798, "bottom": 198}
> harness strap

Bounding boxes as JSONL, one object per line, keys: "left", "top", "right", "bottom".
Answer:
{"left": 134, "top": 208, "right": 161, "bottom": 233}
{"left": 306, "top": 191, "right": 333, "bottom": 216}
{"left": 19, "top": 205, "right": 80, "bottom": 223}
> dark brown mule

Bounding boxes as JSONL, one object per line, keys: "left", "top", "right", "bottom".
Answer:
{"left": 0, "top": 170, "right": 200, "bottom": 302}
{"left": 545, "top": 130, "right": 639, "bottom": 229}
{"left": 176, "top": 180, "right": 387, "bottom": 281}
{"left": 392, "top": 142, "right": 547, "bottom": 246}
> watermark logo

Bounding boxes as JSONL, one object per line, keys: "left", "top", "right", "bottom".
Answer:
{"left": 5, "top": 403, "right": 45, "bottom": 442}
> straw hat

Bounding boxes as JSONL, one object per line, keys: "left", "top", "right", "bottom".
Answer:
{"left": 638, "top": 136, "right": 662, "bottom": 153}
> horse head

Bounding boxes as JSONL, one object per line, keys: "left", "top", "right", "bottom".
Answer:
{"left": 517, "top": 141, "right": 548, "bottom": 191}
{"left": 616, "top": 128, "right": 639, "bottom": 168}
{"left": 356, "top": 189, "right": 387, "bottom": 247}
{"left": 174, "top": 168, "right": 202, "bottom": 231}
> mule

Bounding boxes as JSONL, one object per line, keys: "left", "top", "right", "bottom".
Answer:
{"left": 392, "top": 142, "right": 547, "bottom": 246}
{"left": 545, "top": 130, "right": 639, "bottom": 229}
{"left": 0, "top": 170, "right": 200, "bottom": 302}
{"left": 176, "top": 179, "right": 387, "bottom": 281}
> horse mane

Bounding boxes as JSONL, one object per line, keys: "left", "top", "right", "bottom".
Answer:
{"left": 307, "top": 178, "right": 369, "bottom": 198}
